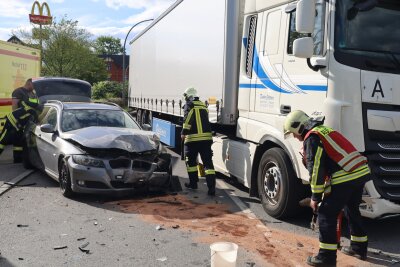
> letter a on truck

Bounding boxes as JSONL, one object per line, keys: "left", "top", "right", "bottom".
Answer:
{"left": 0, "top": 40, "right": 41, "bottom": 128}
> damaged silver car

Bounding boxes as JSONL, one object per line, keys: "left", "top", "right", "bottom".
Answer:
{"left": 23, "top": 101, "right": 172, "bottom": 197}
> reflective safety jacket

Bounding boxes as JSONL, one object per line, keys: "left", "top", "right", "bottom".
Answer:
{"left": 303, "top": 126, "right": 370, "bottom": 201}
{"left": 305, "top": 126, "right": 368, "bottom": 172}
{"left": 181, "top": 98, "right": 212, "bottom": 143}
{"left": 6, "top": 99, "right": 42, "bottom": 131}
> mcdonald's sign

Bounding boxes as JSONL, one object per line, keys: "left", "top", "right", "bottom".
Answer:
{"left": 29, "top": 1, "right": 52, "bottom": 25}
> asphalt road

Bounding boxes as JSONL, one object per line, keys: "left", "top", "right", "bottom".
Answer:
{"left": 0, "top": 148, "right": 399, "bottom": 266}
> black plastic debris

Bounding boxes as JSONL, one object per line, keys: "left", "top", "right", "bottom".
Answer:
{"left": 79, "top": 242, "right": 90, "bottom": 254}
{"left": 17, "top": 224, "right": 28, "bottom": 228}
{"left": 53, "top": 246, "right": 68, "bottom": 250}
{"left": 172, "top": 225, "right": 180, "bottom": 229}
{"left": 77, "top": 237, "right": 86, "bottom": 241}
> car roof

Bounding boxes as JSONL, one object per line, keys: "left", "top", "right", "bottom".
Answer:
{"left": 45, "top": 102, "right": 122, "bottom": 111}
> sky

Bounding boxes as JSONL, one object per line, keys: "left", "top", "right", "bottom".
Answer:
{"left": 0, "top": 0, "right": 176, "bottom": 45}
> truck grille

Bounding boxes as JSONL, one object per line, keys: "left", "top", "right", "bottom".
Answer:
{"left": 363, "top": 103, "right": 400, "bottom": 204}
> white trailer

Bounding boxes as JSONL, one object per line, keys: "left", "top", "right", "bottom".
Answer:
{"left": 129, "top": 0, "right": 400, "bottom": 219}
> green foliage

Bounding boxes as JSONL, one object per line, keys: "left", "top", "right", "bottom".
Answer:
{"left": 13, "top": 16, "right": 108, "bottom": 84}
{"left": 94, "top": 36, "right": 123, "bottom": 55}
{"left": 92, "top": 81, "right": 127, "bottom": 100}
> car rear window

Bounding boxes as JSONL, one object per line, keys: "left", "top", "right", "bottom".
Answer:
{"left": 61, "top": 109, "right": 140, "bottom": 132}
{"left": 34, "top": 80, "right": 91, "bottom": 102}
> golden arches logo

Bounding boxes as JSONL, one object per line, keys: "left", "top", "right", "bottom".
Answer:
{"left": 29, "top": 1, "right": 52, "bottom": 25}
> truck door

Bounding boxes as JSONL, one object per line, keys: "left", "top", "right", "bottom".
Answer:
{"left": 252, "top": 7, "right": 286, "bottom": 115}
{"left": 280, "top": 0, "right": 328, "bottom": 116}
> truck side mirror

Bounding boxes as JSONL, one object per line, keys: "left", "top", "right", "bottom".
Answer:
{"left": 296, "top": 0, "right": 316, "bottom": 33}
{"left": 293, "top": 37, "right": 314, "bottom": 58}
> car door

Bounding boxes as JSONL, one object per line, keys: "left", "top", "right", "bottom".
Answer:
{"left": 35, "top": 107, "right": 59, "bottom": 176}
{"left": 26, "top": 106, "right": 51, "bottom": 169}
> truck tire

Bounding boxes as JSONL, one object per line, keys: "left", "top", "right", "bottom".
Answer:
{"left": 136, "top": 109, "right": 142, "bottom": 126}
{"left": 257, "top": 147, "right": 302, "bottom": 219}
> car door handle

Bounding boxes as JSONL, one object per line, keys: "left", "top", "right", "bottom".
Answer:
{"left": 280, "top": 105, "right": 291, "bottom": 114}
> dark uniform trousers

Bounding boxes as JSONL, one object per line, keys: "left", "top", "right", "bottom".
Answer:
{"left": 318, "top": 174, "right": 370, "bottom": 260}
{"left": 184, "top": 140, "right": 216, "bottom": 191}
{"left": 0, "top": 119, "right": 24, "bottom": 162}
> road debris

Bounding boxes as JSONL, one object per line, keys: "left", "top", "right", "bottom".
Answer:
{"left": 53, "top": 245, "right": 68, "bottom": 250}
{"left": 155, "top": 225, "right": 165, "bottom": 231}
{"left": 172, "top": 225, "right": 180, "bottom": 229}
{"left": 78, "top": 242, "right": 90, "bottom": 254}
{"left": 18, "top": 258, "right": 24, "bottom": 260}
{"left": 147, "top": 199, "right": 182, "bottom": 205}
{"left": 156, "top": 257, "right": 168, "bottom": 262}
{"left": 17, "top": 224, "right": 28, "bottom": 228}
{"left": 94, "top": 221, "right": 98, "bottom": 226}
{"left": 77, "top": 237, "right": 86, "bottom": 241}
{"left": 246, "top": 262, "right": 256, "bottom": 267}
{"left": 297, "top": 242, "right": 304, "bottom": 248}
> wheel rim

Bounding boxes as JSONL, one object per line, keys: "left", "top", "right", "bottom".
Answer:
{"left": 263, "top": 163, "right": 282, "bottom": 206}
{"left": 60, "top": 165, "right": 68, "bottom": 192}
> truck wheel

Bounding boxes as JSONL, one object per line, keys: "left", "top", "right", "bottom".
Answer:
{"left": 148, "top": 111, "right": 153, "bottom": 127}
{"left": 136, "top": 109, "right": 142, "bottom": 126}
{"left": 257, "top": 147, "right": 301, "bottom": 219}
{"left": 59, "top": 160, "right": 74, "bottom": 198}
{"left": 141, "top": 110, "right": 148, "bottom": 125}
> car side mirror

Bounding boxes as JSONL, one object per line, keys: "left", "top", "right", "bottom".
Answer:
{"left": 142, "top": 124, "right": 152, "bottom": 131}
{"left": 40, "top": 124, "right": 55, "bottom": 133}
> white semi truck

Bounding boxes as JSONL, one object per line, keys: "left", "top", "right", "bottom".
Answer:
{"left": 129, "top": 0, "right": 400, "bottom": 219}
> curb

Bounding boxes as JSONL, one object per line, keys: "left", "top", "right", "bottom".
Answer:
{"left": 0, "top": 170, "right": 35, "bottom": 196}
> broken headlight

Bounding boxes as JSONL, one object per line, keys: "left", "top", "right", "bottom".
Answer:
{"left": 149, "top": 133, "right": 160, "bottom": 147}
{"left": 72, "top": 155, "right": 105, "bottom": 168}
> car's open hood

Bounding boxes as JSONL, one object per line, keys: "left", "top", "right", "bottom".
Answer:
{"left": 62, "top": 127, "right": 158, "bottom": 153}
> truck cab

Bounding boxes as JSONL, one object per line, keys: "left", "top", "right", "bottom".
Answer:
{"left": 237, "top": 0, "right": 400, "bottom": 218}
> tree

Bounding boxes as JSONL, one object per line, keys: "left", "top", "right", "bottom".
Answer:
{"left": 94, "top": 36, "right": 123, "bottom": 55}
{"left": 13, "top": 17, "right": 108, "bottom": 84}
{"left": 92, "top": 81, "right": 127, "bottom": 99}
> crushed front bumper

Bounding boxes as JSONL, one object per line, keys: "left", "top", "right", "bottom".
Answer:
{"left": 68, "top": 153, "right": 171, "bottom": 194}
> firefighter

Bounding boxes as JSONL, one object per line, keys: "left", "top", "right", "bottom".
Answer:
{"left": 12, "top": 78, "right": 37, "bottom": 111}
{"left": 0, "top": 101, "right": 42, "bottom": 163}
{"left": 284, "top": 110, "right": 370, "bottom": 267}
{"left": 181, "top": 87, "right": 216, "bottom": 196}
{"left": 8, "top": 78, "right": 40, "bottom": 162}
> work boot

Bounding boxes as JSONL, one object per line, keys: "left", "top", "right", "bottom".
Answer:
{"left": 184, "top": 182, "right": 198, "bottom": 190}
{"left": 341, "top": 246, "right": 367, "bottom": 261}
{"left": 306, "top": 255, "right": 336, "bottom": 267}
{"left": 207, "top": 188, "right": 215, "bottom": 196}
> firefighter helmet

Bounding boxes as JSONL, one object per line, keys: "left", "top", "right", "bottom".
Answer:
{"left": 284, "top": 110, "right": 311, "bottom": 137}
{"left": 183, "top": 87, "right": 198, "bottom": 100}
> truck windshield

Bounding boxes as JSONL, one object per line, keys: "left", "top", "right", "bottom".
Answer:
{"left": 335, "top": 0, "right": 400, "bottom": 74}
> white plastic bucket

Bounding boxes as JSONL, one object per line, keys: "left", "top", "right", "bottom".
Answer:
{"left": 210, "top": 242, "right": 238, "bottom": 267}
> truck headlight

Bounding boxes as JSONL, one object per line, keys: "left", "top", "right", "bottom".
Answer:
{"left": 72, "top": 155, "right": 105, "bottom": 168}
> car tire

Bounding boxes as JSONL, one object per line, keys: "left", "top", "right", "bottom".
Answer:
{"left": 257, "top": 147, "right": 303, "bottom": 219}
{"left": 59, "top": 159, "right": 74, "bottom": 198}
{"left": 22, "top": 144, "right": 34, "bottom": 169}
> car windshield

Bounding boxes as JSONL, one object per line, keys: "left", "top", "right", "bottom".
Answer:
{"left": 335, "top": 0, "right": 400, "bottom": 73}
{"left": 61, "top": 109, "right": 140, "bottom": 132}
